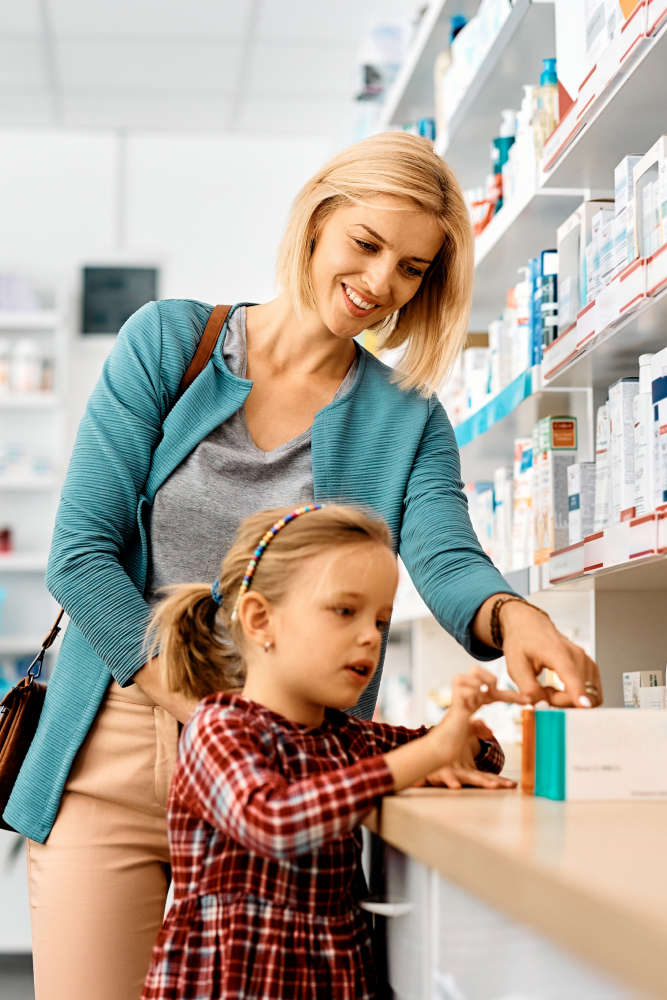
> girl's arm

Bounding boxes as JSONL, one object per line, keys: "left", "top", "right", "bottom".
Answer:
{"left": 177, "top": 706, "right": 396, "bottom": 859}
{"left": 178, "top": 672, "right": 526, "bottom": 860}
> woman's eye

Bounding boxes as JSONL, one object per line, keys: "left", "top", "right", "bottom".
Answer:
{"left": 355, "top": 240, "right": 376, "bottom": 253}
{"left": 334, "top": 606, "right": 355, "bottom": 618}
{"left": 404, "top": 265, "right": 424, "bottom": 278}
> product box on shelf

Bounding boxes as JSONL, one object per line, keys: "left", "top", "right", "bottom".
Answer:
{"left": 609, "top": 376, "right": 640, "bottom": 522}
{"left": 533, "top": 707, "right": 667, "bottom": 801}
{"left": 623, "top": 669, "right": 663, "bottom": 709}
{"left": 534, "top": 417, "right": 578, "bottom": 564}
{"left": 615, "top": 154, "right": 643, "bottom": 274}
{"left": 511, "top": 438, "right": 534, "bottom": 572}
{"left": 568, "top": 462, "right": 596, "bottom": 545}
{"left": 557, "top": 200, "right": 614, "bottom": 336}
{"left": 633, "top": 137, "right": 667, "bottom": 260}
{"left": 594, "top": 403, "right": 611, "bottom": 532}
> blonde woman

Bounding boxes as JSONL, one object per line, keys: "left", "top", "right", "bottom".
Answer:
{"left": 6, "top": 133, "right": 601, "bottom": 1000}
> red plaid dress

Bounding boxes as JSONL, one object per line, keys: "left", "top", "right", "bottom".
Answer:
{"left": 142, "top": 693, "right": 504, "bottom": 1000}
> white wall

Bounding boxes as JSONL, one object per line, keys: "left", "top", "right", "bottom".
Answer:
{"left": 0, "top": 128, "right": 333, "bottom": 445}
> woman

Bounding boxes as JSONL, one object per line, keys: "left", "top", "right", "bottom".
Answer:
{"left": 6, "top": 133, "right": 601, "bottom": 999}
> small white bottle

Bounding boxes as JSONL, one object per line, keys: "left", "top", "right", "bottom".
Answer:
{"left": 634, "top": 354, "right": 655, "bottom": 516}
{"left": 11, "top": 338, "right": 41, "bottom": 393}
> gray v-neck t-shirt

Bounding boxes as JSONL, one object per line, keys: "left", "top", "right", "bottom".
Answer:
{"left": 146, "top": 305, "right": 359, "bottom": 602}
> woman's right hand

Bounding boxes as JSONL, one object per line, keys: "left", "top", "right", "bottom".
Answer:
{"left": 384, "top": 666, "right": 529, "bottom": 793}
{"left": 133, "top": 656, "right": 200, "bottom": 724}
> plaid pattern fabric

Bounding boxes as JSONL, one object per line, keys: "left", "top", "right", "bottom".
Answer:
{"left": 142, "top": 694, "right": 504, "bottom": 1000}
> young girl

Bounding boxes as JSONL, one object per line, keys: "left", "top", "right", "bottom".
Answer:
{"left": 142, "top": 504, "right": 526, "bottom": 1000}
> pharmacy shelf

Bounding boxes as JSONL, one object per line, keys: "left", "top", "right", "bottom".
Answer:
{"left": 0, "top": 478, "right": 56, "bottom": 492}
{"left": 0, "top": 553, "right": 49, "bottom": 572}
{"left": 377, "top": 0, "right": 478, "bottom": 128}
{"left": 436, "top": 0, "right": 556, "bottom": 189}
{"left": 546, "top": 284, "right": 667, "bottom": 390}
{"left": 0, "top": 392, "right": 58, "bottom": 410}
{"left": 542, "top": 19, "right": 667, "bottom": 191}
{"left": 457, "top": 374, "right": 590, "bottom": 482}
{"left": 550, "top": 552, "right": 667, "bottom": 593}
{"left": 0, "top": 311, "right": 57, "bottom": 330}
{"left": 470, "top": 183, "right": 584, "bottom": 330}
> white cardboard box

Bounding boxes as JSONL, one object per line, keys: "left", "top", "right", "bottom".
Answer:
{"left": 565, "top": 708, "right": 667, "bottom": 801}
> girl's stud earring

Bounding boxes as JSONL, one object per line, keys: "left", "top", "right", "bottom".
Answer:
{"left": 264, "top": 641, "right": 271, "bottom": 653}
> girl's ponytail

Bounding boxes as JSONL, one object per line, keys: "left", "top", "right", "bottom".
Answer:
{"left": 147, "top": 583, "right": 242, "bottom": 700}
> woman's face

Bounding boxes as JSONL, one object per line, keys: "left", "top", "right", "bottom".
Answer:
{"left": 309, "top": 194, "right": 444, "bottom": 339}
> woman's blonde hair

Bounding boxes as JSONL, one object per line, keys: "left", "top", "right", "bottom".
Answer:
{"left": 147, "top": 505, "right": 393, "bottom": 700}
{"left": 276, "top": 131, "right": 473, "bottom": 397}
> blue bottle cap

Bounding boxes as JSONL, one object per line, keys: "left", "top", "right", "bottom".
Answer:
{"left": 540, "top": 58, "right": 557, "bottom": 86}
{"left": 450, "top": 15, "right": 467, "bottom": 41}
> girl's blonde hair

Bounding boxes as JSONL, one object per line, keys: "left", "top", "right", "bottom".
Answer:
{"left": 276, "top": 131, "right": 473, "bottom": 397}
{"left": 147, "top": 505, "right": 393, "bottom": 700}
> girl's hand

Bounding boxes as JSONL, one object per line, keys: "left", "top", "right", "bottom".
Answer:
{"left": 420, "top": 719, "right": 516, "bottom": 790}
{"left": 384, "top": 666, "right": 528, "bottom": 793}
{"left": 474, "top": 596, "right": 603, "bottom": 709}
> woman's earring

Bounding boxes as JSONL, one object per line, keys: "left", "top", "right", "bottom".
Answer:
{"left": 264, "top": 641, "right": 272, "bottom": 653}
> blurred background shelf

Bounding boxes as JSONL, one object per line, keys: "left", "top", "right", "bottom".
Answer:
{"left": 378, "top": 0, "right": 479, "bottom": 129}
{"left": 437, "top": 0, "right": 556, "bottom": 188}
{"left": 0, "top": 553, "right": 49, "bottom": 573}
{"left": 0, "top": 311, "right": 57, "bottom": 330}
{"left": 0, "top": 478, "right": 56, "bottom": 492}
{"left": 0, "top": 393, "right": 59, "bottom": 410}
{"left": 542, "top": 20, "right": 667, "bottom": 190}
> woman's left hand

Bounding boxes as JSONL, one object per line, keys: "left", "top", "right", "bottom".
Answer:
{"left": 417, "top": 719, "right": 516, "bottom": 790}
{"left": 474, "top": 594, "right": 603, "bottom": 709}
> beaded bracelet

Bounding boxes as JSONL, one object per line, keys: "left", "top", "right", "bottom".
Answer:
{"left": 489, "top": 595, "right": 550, "bottom": 649}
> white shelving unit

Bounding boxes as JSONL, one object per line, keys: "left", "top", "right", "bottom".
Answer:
{"left": 0, "top": 309, "right": 65, "bottom": 683}
{"left": 436, "top": 0, "right": 556, "bottom": 186}
{"left": 379, "top": 0, "right": 667, "bottom": 724}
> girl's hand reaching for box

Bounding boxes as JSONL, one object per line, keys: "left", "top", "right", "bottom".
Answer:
{"left": 383, "top": 666, "right": 529, "bottom": 793}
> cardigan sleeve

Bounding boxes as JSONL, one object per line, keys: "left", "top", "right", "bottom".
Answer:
{"left": 399, "top": 397, "right": 518, "bottom": 660}
{"left": 45, "top": 301, "right": 176, "bottom": 687}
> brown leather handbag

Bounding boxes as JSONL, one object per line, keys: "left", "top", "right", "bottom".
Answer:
{"left": 0, "top": 304, "right": 232, "bottom": 832}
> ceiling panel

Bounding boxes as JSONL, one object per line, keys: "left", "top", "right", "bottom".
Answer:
{"left": 62, "top": 92, "right": 233, "bottom": 129}
{"left": 0, "top": 39, "right": 47, "bottom": 87}
{"left": 239, "top": 96, "right": 351, "bottom": 136}
{"left": 47, "top": 0, "right": 255, "bottom": 40}
{"left": 256, "top": 0, "right": 417, "bottom": 42}
{"left": 56, "top": 39, "right": 242, "bottom": 93}
{"left": 0, "top": 0, "right": 42, "bottom": 34}
{"left": 246, "top": 43, "right": 356, "bottom": 98}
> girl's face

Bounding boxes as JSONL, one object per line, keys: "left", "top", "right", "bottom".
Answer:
{"left": 309, "top": 194, "right": 444, "bottom": 340}
{"left": 239, "top": 542, "right": 398, "bottom": 726}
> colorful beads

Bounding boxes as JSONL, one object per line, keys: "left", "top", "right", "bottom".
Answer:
{"left": 230, "top": 504, "right": 325, "bottom": 621}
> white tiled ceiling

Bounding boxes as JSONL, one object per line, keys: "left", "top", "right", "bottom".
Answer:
{"left": 0, "top": 0, "right": 418, "bottom": 135}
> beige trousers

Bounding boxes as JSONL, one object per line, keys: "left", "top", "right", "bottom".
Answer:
{"left": 27, "top": 680, "right": 180, "bottom": 1000}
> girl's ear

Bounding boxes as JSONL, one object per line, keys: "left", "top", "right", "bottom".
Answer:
{"left": 237, "top": 592, "right": 275, "bottom": 651}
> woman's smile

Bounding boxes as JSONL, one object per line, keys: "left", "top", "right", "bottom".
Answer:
{"left": 341, "top": 281, "right": 383, "bottom": 318}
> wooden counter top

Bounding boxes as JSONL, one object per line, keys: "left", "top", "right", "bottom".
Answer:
{"left": 366, "top": 786, "right": 667, "bottom": 998}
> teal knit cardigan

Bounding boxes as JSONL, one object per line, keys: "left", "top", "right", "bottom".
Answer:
{"left": 4, "top": 300, "right": 511, "bottom": 842}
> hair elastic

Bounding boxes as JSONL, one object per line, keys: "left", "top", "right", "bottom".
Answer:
{"left": 230, "top": 504, "right": 326, "bottom": 621}
{"left": 210, "top": 580, "right": 224, "bottom": 606}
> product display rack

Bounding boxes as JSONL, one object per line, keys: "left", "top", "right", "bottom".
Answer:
{"left": 374, "top": 0, "right": 667, "bottom": 731}
{"left": 0, "top": 308, "right": 65, "bottom": 681}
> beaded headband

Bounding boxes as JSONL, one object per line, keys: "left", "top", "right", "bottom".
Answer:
{"left": 230, "top": 504, "right": 326, "bottom": 621}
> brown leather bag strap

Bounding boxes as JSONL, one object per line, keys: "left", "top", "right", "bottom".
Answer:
{"left": 175, "top": 304, "right": 232, "bottom": 403}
